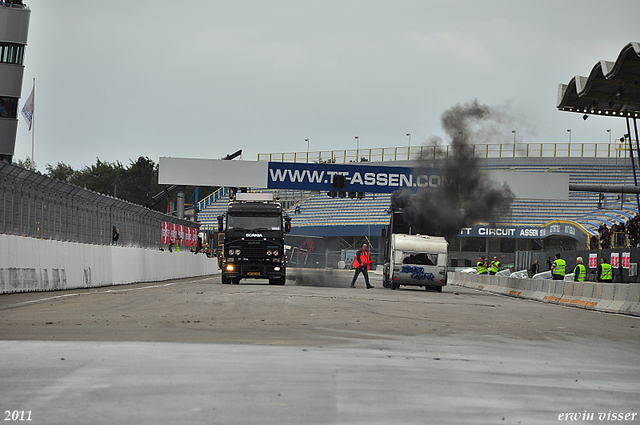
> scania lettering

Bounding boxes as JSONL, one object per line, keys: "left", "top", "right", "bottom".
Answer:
{"left": 218, "top": 193, "right": 291, "bottom": 285}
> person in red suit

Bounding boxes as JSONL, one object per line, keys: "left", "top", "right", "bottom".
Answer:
{"left": 350, "top": 243, "right": 374, "bottom": 289}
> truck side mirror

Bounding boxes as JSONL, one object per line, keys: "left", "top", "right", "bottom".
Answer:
{"left": 284, "top": 215, "right": 291, "bottom": 233}
{"left": 217, "top": 215, "right": 224, "bottom": 232}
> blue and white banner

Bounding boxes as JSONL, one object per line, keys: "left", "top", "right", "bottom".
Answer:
{"left": 267, "top": 162, "right": 445, "bottom": 193}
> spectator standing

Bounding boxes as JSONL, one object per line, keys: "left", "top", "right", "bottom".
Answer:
{"left": 599, "top": 224, "right": 611, "bottom": 249}
{"left": 476, "top": 256, "right": 488, "bottom": 275}
{"left": 551, "top": 253, "right": 566, "bottom": 280}
{"left": 489, "top": 256, "right": 501, "bottom": 275}
{"left": 597, "top": 258, "right": 613, "bottom": 282}
{"left": 112, "top": 225, "right": 119, "bottom": 245}
{"left": 573, "top": 257, "right": 586, "bottom": 282}
{"left": 529, "top": 259, "right": 540, "bottom": 277}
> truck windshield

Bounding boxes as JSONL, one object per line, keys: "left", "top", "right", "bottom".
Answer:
{"left": 227, "top": 214, "right": 281, "bottom": 231}
{"left": 402, "top": 252, "right": 438, "bottom": 266}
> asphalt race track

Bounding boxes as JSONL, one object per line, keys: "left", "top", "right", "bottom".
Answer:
{"left": 1, "top": 271, "right": 639, "bottom": 425}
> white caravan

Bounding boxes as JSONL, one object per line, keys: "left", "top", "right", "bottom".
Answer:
{"left": 384, "top": 234, "right": 449, "bottom": 292}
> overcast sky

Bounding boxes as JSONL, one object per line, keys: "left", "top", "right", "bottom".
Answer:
{"left": 13, "top": 0, "right": 640, "bottom": 171}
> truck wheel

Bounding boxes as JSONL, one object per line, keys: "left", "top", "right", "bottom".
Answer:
{"left": 232, "top": 278, "right": 241, "bottom": 284}
{"left": 269, "top": 278, "right": 286, "bottom": 285}
{"left": 383, "top": 277, "right": 391, "bottom": 288}
{"left": 436, "top": 286, "right": 442, "bottom": 293}
{"left": 392, "top": 281, "right": 399, "bottom": 290}
{"left": 221, "top": 275, "right": 231, "bottom": 284}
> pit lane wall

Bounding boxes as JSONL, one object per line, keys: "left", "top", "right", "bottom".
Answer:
{"left": 0, "top": 234, "right": 219, "bottom": 294}
{"left": 448, "top": 271, "right": 640, "bottom": 317}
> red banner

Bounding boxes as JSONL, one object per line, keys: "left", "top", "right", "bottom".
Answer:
{"left": 611, "top": 252, "right": 620, "bottom": 268}
{"left": 622, "top": 252, "right": 630, "bottom": 269}
{"left": 161, "top": 222, "right": 198, "bottom": 248}
{"left": 161, "top": 221, "right": 169, "bottom": 244}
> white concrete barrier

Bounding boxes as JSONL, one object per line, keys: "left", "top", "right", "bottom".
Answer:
{"left": 448, "top": 271, "right": 640, "bottom": 317}
{"left": 460, "top": 268, "right": 477, "bottom": 274}
{"left": 0, "top": 234, "right": 219, "bottom": 294}
{"left": 510, "top": 269, "right": 528, "bottom": 279}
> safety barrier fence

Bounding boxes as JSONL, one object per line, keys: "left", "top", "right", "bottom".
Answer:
{"left": 448, "top": 271, "right": 640, "bottom": 317}
{"left": 0, "top": 162, "right": 196, "bottom": 249}
{"left": 258, "top": 142, "right": 634, "bottom": 164}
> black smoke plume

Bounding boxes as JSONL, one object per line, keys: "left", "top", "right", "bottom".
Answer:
{"left": 391, "top": 99, "right": 514, "bottom": 238}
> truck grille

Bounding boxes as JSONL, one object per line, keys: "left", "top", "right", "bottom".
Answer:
{"left": 244, "top": 247, "right": 265, "bottom": 258}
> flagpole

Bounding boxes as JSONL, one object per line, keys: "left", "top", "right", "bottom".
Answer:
{"left": 31, "top": 78, "right": 34, "bottom": 163}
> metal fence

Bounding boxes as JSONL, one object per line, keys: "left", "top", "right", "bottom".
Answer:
{"left": 258, "top": 142, "right": 633, "bottom": 164}
{"left": 0, "top": 161, "right": 196, "bottom": 249}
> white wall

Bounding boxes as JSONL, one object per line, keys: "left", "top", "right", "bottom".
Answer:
{"left": 0, "top": 234, "right": 219, "bottom": 294}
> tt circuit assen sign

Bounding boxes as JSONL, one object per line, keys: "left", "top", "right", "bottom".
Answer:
{"left": 459, "top": 222, "right": 588, "bottom": 244}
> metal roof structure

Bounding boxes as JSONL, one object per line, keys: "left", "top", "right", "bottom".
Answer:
{"left": 557, "top": 42, "right": 640, "bottom": 118}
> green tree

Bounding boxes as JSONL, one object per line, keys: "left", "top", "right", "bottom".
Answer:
{"left": 72, "top": 158, "right": 125, "bottom": 196}
{"left": 13, "top": 156, "right": 36, "bottom": 171}
{"left": 120, "top": 156, "right": 161, "bottom": 205}
{"left": 42, "top": 156, "right": 220, "bottom": 213}
{"left": 46, "top": 161, "right": 76, "bottom": 182}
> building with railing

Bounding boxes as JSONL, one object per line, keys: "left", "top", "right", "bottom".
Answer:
{"left": 0, "top": 2, "right": 29, "bottom": 163}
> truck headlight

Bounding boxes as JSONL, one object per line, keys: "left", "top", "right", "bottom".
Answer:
{"left": 273, "top": 250, "right": 279, "bottom": 256}
{"left": 274, "top": 266, "right": 281, "bottom": 272}
{"left": 225, "top": 264, "right": 235, "bottom": 272}
{"left": 266, "top": 250, "right": 272, "bottom": 256}
{"left": 228, "top": 249, "right": 234, "bottom": 256}
{"left": 235, "top": 249, "right": 241, "bottom": 255}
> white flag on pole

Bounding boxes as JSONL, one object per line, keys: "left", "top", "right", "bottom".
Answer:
{"left": 21, "top": 86, "right": 34, "bottom": 130}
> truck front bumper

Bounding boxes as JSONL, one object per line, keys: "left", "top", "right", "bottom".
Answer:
{"left": 222, "top": 262, "right": 285, "bottom": 279}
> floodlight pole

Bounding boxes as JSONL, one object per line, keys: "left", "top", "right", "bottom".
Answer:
{"left": 31, "top": 78, "right": 35, "bottom": 164}
{"left": 623, "top": 118, "right": 640, "bottom": 208}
